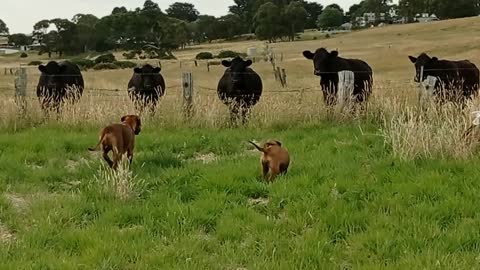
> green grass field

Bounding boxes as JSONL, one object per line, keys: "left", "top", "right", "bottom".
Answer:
{"left": 3, "top": 16, "right": 480, "bottom": 269}
{"left": 2, "top": 120, "right": 480, "bottom": 269}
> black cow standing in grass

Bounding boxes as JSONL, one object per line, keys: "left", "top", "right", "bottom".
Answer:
{"left": 408, "top": 53, "right": 480, "bottom": 105}
{"left": 37, "top": 61, "right": 84, "bottom": 114}
{"left": 303, "top": 48, "right": 373, "bottom": 109}
{"left": 127, "top": 64, "right": 166, "bottom": 115}
{"left": 217, "top": 57, "right": 263, "bottom": 125}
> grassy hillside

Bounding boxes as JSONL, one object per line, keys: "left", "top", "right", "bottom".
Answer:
{"left": 2, "top": 17, "right": 480, "bottom": 269}
{"left": 2, "top": 122, "right": 480, "bottom": 269}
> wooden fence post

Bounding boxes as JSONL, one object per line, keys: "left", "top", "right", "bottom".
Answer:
{"left": 14, "top": 67, "right": 27, "bottom": 116}
{"left": 182, "top": 72, "right": 194, "bottom": 119}
{"left": 337, "top": 71, "right": 355, "bottom": 112}
{"left": 207, "top": 61, "right": 210, "bottom": 72}
{"left": 281, "top": 68, "right": 287, "bottom": 86}
{"left": 418, "top": 66, "right": 425, "bottom": 106}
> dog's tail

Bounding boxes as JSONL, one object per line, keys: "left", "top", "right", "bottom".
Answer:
{"left": 88, "top": 133, "right": 106, "bottom": 152}
{"left": 248, "top": 141, "right": 265, "bottom": 153}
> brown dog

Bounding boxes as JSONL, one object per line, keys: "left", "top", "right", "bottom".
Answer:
{"left": 88, "top": 115, "right": 142, "bottom": 169}
{"left": 249, "top": 140, "right": 290, "bottom": 182}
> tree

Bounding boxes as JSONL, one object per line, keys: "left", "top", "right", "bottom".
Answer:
{"left": 284, "top": 1, "right": 308, "bottom": 41}
{"left": 112, "top": 6, "right": 128, "bottom": 15}
{"left": 303, "top": 1, "right": 323, "bottom": 29}
{"left": 347, "top": 2, "right": 364, "bottom": 21}
{"left": 193, "top": 15, "right": 220, "bottom": 43}
{"left": 0, "top": 19, "right": 9, "bottom": 35}
{"left": 254, "top": 2, "right": 283, "bottom": 42}
{"left": 229, "top": 0, "right": 263, "bottom": 33}
{"left": 166, "top": 2, "right": 199, "bottom": 22}
{"left": 216, "top": 14, "right": 244, "bottom": 40}
{"left": 317, "top": 7, "right": 344, "bottom": 29}
{"left": 72, "top": 14, "right": 99, "bottom": 26}
{"left": 432, "top": 0, "right": 480, "bottom": 19}
{"left": 72, "top": 14, "right": 99, "bottom": 52}
{"left": 8, "top": 34, "right": 31, "bottom": 46}
{"left": 326, "top": 4, "right": 344, "bottom": 13}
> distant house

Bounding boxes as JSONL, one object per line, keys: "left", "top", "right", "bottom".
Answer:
{"left": 341, "top": 23, "right": 353, "bottom": 30}
{"left": 355, "top": 12, "right": 386, "bottom": 27}
{"left": 415, "top": 13, "right": 439, "bottom": 23}
{"left": 0, "top": 36, "right": 8, "bottom": 48}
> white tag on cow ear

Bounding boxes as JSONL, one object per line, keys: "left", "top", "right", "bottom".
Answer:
{"left": 472, "top": 111, "right": 480, "bottom": 126}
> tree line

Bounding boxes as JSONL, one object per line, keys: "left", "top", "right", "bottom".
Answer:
{"left": 0, "top": 0, "right": 479, "bottom": 57}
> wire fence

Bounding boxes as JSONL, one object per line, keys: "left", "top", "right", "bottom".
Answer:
{"left": 1, "top": 64, "right": 477, "bottom": 106}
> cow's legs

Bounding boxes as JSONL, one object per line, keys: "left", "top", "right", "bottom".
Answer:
{"left": 229, "top": 102, "right": 240, "bottom": 127}
{"left": 240, "top": 105, "right": 251, "bottom": 125}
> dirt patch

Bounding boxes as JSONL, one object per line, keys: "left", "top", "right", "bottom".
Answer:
{"left": 66, "top": 158, "right": 89, "bottom": 172}
{"left": 248, "top": 197, "right": 269, "bottom": 206}
{"left": 4, "top": 193, "right": 29, "bottom": 213}
{"left": 0, "top": 223, "right": 15, "bottom": 244}
{"left": 194, "top": 153, "right": 218, "bottom": 164}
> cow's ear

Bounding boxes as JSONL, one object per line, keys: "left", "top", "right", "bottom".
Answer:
{"left": 153, "top": 67, "right": 161, "bottom": 73}
{"left": 303, "top": 50, "right": 314, "bottom": 59}
{"left": 222, "top": 60, "right": 231, "bottom": 67}
{"left": 244, "top": 59, "right": 252, "bottom": 67}
{"left": 408, "top": 56, "right": 417, "bottom": 63}
{"left": 431, "top": 57, "right": 438, "bottom": 62}
{"left": 121, "top": 115, "right": 127, "bottom": 122}
{"left": 38, "top": 65, "right": 47, "bottom": 73}
{"left": 330, "top": 51, "right": 339, "bottom": 58}
{"left": 134, "top": 67, "right": 142, "bottom": 74}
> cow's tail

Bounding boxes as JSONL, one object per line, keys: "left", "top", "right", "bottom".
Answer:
{"left": 248, "top": 141, "right": 265, "bottom": 153}
{"left": 88, "top": 133, "right": 106, "bottom": 152}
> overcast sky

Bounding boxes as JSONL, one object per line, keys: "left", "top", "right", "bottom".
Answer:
{"left": 2, "top": 0, "right": 381, "bottom": 34}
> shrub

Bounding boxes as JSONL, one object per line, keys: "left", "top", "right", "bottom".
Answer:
{"left": 195, "top": 52, "right": 214, "bottom": 60}
{"left": 159, "top": 54, "right": 176, "bottom": 60}
{"left": 93, "top": 63, "right": 119, "bottom": 70}
{"left": 95, "top": 53, "right": 116, "bottom": 64}
{"left": 216, "top": 50, "right": 247, "bottom": 59}
{"left": 20, "top": 53, "right": 28, "bottom": 58}
{"left": 70, "top": 59, "right": 95, "bottom": 70}
{"left": 325, "top": 34, "right": 331, "bottom": 39}
{"left": 114, "top": 61, "right": 137, "bottom": 69}
{"left": 28, "top": 61, "right": 42, "bottom": 66}
{"left": 139, "top": 55, "right": 147, "bottom": 60}
{"left": 122, "top": 51, "right": 137, "bottom": 60}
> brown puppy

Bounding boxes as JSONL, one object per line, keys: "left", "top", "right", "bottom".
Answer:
{"left": 88, "top": 115, "right": 142, "bottom": 169}
{"left": 249, "top": 140, "right": 290, "bottom": 182}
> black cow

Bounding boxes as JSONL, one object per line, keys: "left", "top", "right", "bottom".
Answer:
{"left": 303, "top": 48, "right": 373, "bottom": 108}
{"left": 37, "top": 61, "right": 84, "bottom": 113}
{"left": 127, "top": 64, "right": 166, "bottom": 115}
{"left": 217, "top": 57, "right": 263, "bottom": 125}
{"left": 408, "top": 53, "right": 480, "bottom": 105}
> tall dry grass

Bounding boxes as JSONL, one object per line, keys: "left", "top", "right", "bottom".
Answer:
{"left": 2, "top": 70, "right": 479, "bottom": 161}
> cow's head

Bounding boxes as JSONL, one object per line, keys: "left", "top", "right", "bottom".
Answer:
{"left": 408, "top": 53, "right": 438, "bottom": 82}
{"left": 38, "top": 61, "right": 67, "bottom": 89}
{"left": 303, "top": 48, "right": 338, "bottom": 76}
{"left": 222, "top": 57, "right": 253, "bottom": 87}
{"left": 133, "top": 64, "right": 161, "bottom": 91}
